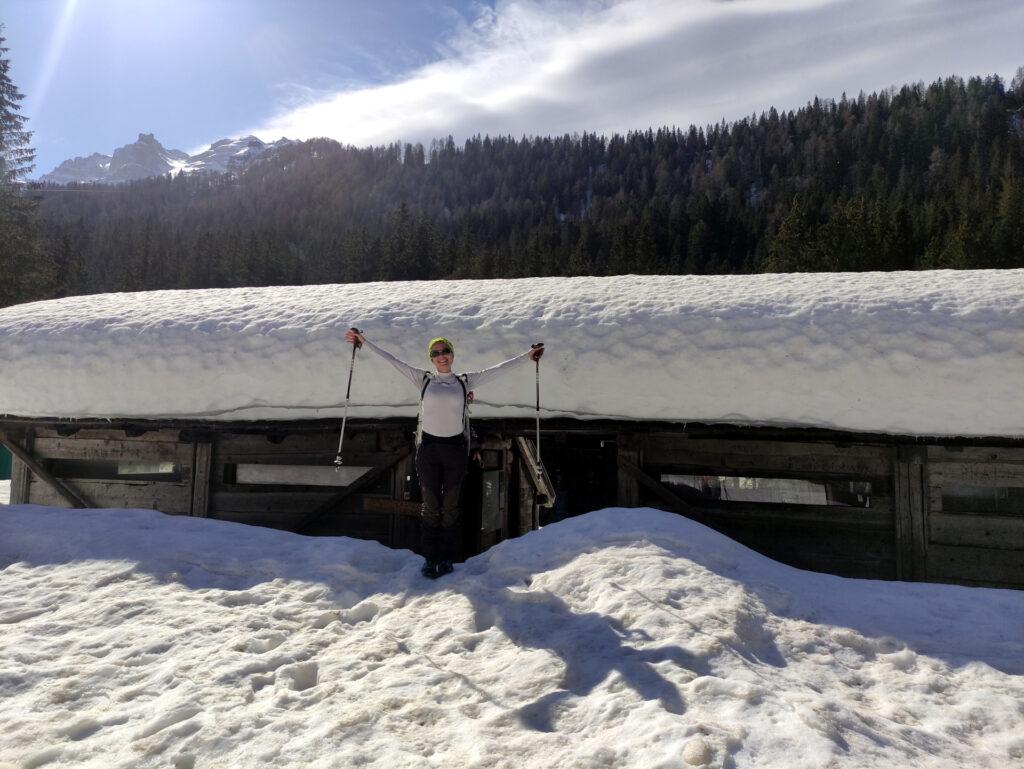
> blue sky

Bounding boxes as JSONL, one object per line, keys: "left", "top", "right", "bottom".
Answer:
{"left": 4, "top": 0, "right": 1024, "bottom": 178}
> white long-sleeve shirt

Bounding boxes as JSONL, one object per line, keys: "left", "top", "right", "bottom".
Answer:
{"left": 362, "top": 339, "right": 531, "bottom": 439}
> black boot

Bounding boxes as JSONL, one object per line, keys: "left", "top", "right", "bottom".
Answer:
{"left": 421, "top": 558, "right": 441, "bottom": 579}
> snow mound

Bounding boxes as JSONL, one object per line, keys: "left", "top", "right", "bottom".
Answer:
{"left": 1, "top": 505, "right": 1022, "bottom": 768}
{"left": 1, "top": 271, "right": 1023, "bottom": 436}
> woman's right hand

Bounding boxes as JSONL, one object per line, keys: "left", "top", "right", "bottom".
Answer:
{"left": 345, "top": 328, "right": 365, "bottom": 347}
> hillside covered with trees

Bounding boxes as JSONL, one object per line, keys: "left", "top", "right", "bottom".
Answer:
{"left": 15, "top": 71, "right": 1024, "bottom": 304}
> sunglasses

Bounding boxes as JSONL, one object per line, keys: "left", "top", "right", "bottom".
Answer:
{"left": 429, "top": 348, "right": 453, "bottom": 358}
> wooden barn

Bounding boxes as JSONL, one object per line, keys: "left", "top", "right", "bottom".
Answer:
{"left": 1, "top": 272, "right": 1022, "bottom": 588}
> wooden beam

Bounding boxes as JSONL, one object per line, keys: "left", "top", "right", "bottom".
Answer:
{"left": 513, "top": 436, "right": 556, "bottom": 508}
{"left": 295, "top": 447, "right": 411, "bottom": 533}
{"left": 191, "top": 441, "right": 213, "bottom": 518}
{"left": 0, "top": 431, "right": 93, "bottom": 509}
{"left": 616, "top": 455, "right": 697, "bottom": 515}
{"left": 893, "top": 445, "right": 928, "bottom": 581}
{"left": 616, "top": 434, "right": 642, "bottom": 507}
{"left": 363, "top": 497, "right": 421, "bottom": 516}
{"left": 8, "top": 429, "right": 33, "bottom": 504}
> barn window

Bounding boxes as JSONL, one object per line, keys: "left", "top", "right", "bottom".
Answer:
{"left": 940, "top": 484, "right": 1024, "bottom": 515}
{"left": 47, "top": 459, "right": 182, "bottom": 482}
{"left": 660, "top": 474, "right": 872, "bottom": 508}
{"left": 223, "top": 463, "right": 387, "bottom": 492}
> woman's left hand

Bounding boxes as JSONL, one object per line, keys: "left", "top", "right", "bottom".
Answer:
{"left": 528, "top": 343, "right": 545, "bottom": 362}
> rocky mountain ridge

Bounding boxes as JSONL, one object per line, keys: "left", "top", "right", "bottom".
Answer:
{"left": 41, "top": 133, "right": 292, "bottom": 184}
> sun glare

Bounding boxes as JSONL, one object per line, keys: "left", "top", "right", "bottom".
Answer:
{"left": 27, "top": 0, "right": 80, "bottom": 119}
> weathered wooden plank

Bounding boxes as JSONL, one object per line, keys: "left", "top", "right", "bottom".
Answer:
{"left": 646, "top": 450, "right": 894, "bottom": 480}
{"left": 926, "top": 544, "right": 1024, "bottom": 587}
{"left": 214, "top": 509, "right": 393, "bottom": 537}
{"left": 28, "top": 478, "right": 188, "bottom": 514}
{"left": 364, "top": 497, "right": 421, "bottom": 516}
{"left": 929, "top": 513, "right": 1024, "bottom": 551}
{"left": 1, "top": 430, "right": 92, "bottom": 508}
{"left": 893, "top": 446, "right": 928, "bottom": 581}
{"left": 294, "top": 447, "right": 412, "bottom": 533}
{"left": 8, "top": 429, "right": 33, "bottom": 505}
{"left": 767, "top": 550, "right": 896, "bottom": 580}
{"left": 623, "top": 455, "right": 892, "bottom": 531}
{"left": 235, "top": 463, "right": 371, "bottom": 487}
{"left": 647, "top": 434, "right": 893, "bottom": 460}
{"left": 191, "top": 442, "right": 213, "bottom": 518}
{"left": 685, "top": 503, "right": 894, "bottom": 531}
{"left": 33, "top": 427, "right": 183, "bottom": 443}
{"left": 215, "top": 430, "right": 380, "bottom": 457}
{"left": 214, "top": 449, "right": 401, "bottom": 469}
{"left": 210, "top": 490, "right": 343, "bottom": 515}
{"left": 928, "top": 462, "right": 1024, "bottom": 486}
{"left": 514, "top": 436, "right": 555, "bottom": 508}
{"left": 705, "top": 519, "right": 896, "bottom": 579}
{"left": 31, "top": 437, "right": 190, "bottom": 464}
{"left": 516, "top": 457, "right": 538, "bottom": 535}
{"left": 927, "top": 446, "right": 1024, "bottom": 464}
{"left": 617, "top": 434, "right": 642, "bottom": 507}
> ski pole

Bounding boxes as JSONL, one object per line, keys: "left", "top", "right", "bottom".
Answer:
{"left": 532, "top": 343, "right": 544, "bottom": 479}
{"left": 334, "top": 328, "right": 362, "bottom": 468}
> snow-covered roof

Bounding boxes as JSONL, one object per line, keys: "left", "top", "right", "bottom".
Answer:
{"left": 0, "top": 271, "right": 1022, "bottom": 437}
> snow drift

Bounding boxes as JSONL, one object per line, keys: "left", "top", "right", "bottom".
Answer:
{"left": 1, "top": 505, "right": 1022, "bottom": 768}
{"left": 1, "top": 271, "right": 1023, "bottom": 436}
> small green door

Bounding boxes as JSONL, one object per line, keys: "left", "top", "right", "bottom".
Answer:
{"left": 0, "top": 445, "right": 11, "bottom": 480}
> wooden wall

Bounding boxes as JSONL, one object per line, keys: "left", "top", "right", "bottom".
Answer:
{"left": 208, "top": 427, "right": 408, "bottom": 543}
{"left": 922, "top": 446, "right": 1024, "bottom": 588}
{"left": 620, "top": 433, "right": 900, "bottom": 580}
{"left": 5, "top": 423, "right": 536, "bottom": 559}
{"left": 22, "top": 427, "right": 194, "bottom": 514}
{"left": 6, "top": 420, "right": 1023, "bottom": 589}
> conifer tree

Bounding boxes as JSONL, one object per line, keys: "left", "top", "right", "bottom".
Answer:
{"left": 0, "top": 25, "right": 52, "bottom": 307}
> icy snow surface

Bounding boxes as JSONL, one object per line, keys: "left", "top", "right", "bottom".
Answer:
{"left": 1, "top": 271, "right": 1023, "bottom": 436}
{"left": 1, "top": 505, "right": 1022, "bottom": 768}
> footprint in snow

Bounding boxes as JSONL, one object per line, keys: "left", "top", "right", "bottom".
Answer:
{"left": 235, "top": 632, "right": 287, "bottom": 654}
{"left": 134, "top": 705, "right": 203, "bottom": 740}
{"left": 278, "top": 661, "right": 319, "bottom": 692}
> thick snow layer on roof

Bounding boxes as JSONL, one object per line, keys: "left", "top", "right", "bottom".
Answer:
{"left": 1, "top": 271, "right": 1023, "bottom": 436}
{"left": 1, "top": 505, "right": 1022, "bottom": 767}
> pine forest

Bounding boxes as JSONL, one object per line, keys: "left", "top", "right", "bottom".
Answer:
{"left": 10, "top": 72, "right": 1024, "bottom": 306}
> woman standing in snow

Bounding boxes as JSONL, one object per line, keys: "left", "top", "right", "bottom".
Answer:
{"left": 345, "top": 330, "right": 543, "bottom": 579}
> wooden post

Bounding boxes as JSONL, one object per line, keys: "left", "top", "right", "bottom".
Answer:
{"left": 516, "top": 455, "right": 535, "bottom": 535}
{"left": 0, "top": 430, "right": 92, "bottom": 509}
{"left": 616, "top": 433, "right": 642, "bottom": 507}
{"left": 894, "top": 445, "right": 928, "bottom": 581}
{"left": 8, "top": 429, "right": 33, "bottom": 505}
{"left": 190, "top": 441, "right": 213, "bottom": 517}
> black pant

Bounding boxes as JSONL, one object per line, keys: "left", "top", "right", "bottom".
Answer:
{"left": 415, "top": 438, "right": 467, "bottom": 561}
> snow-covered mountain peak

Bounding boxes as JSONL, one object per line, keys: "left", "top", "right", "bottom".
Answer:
{"left": 40, "top": 133, "right": 293, "bottom": 184}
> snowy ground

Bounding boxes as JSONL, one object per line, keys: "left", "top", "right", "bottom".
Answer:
{"left": 1, "top": 507, "right": 1022, "bottom": 769}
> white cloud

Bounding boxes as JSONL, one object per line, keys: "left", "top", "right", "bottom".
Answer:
{"left": 246, "top": 0, "right": 1024, "bottom": 147}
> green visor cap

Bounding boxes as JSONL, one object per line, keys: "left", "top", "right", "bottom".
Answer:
{"left": 427, "top": 337, "right": 455, "bottom": 360}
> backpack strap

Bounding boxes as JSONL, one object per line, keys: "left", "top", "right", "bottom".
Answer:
{"left": 416, "top": 373, "right": 472, "bottom": 451}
